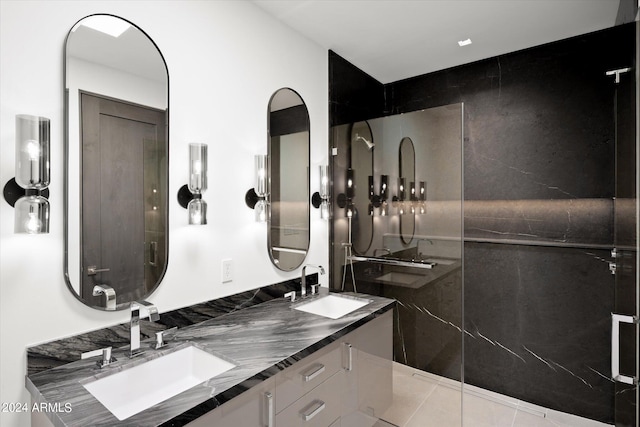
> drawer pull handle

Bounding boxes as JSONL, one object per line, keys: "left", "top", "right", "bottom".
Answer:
{"left": 264, "top": 391, "right": 274, "bottom": 427}
{"left": 343, "top": 342, "right": 353, "bottom": 371}
{"left": 301, "top": 400, "right": 325, "bottom": 421}
{"left": 302, "top": 363, "right": 325, "bottom": 382}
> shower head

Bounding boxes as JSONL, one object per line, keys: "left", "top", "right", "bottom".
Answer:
{"left": 354, "top": 133, "right": 374, "bottom": 150}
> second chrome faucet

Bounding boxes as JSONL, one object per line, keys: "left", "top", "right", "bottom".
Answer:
{"left": 285, "top": 264, "right": 325, "bottom": 302}
{"left": 130, "top": 301, "right": 159, "bottom": 357}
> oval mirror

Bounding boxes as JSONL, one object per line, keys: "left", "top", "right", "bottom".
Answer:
{"left": 399, "top": 137, "right": 416, "bottom": 245}
{"left": 64, "top": 15, "right": 169, "bottom": 310}
{"left": 350, "top": 121, "right": 374, "bottom": 254}
{"left": 267, "top": 88, "right": 310, "bottom": 271}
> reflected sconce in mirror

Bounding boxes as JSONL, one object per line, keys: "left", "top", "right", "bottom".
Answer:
{"left": 368, "top": 174, "right": 388, "bottom": 216}
{"left": 418, "top": 181, "right": 427, "bottom": 214}
{"left": 3, "top": 115, "right": 51, "bottom": 233}
{"left": 408, "top": 181, "right": 427, "bottom": 214}
{"left": 177, "top": 143, "right": 208, "bottom": 225}
{"left": 337, "top": 168, "right": 355, "bottom": 218}
{"left": 245, "top": 155, "right": 268, "bottom": 222}
{"left": 312, "top": 165, "right": 330, "bottom": 219}
{"left": 392, "top": 177, "right": 407, "bottom": 215}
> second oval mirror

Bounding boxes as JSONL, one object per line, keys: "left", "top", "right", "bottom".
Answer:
{"left": 267, "top": 88, "right": 310, "bottom": 271}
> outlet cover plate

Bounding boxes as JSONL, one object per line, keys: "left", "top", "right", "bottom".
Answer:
{"left": 222, "top": 259, "right": 233, "bottom": 283}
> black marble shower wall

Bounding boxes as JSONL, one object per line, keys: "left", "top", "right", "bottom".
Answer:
{"left": 329, "top": 22, "right": 637, "bottom": 424}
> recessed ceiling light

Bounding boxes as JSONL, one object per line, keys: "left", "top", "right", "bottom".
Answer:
{"left": 458, "top": 38, "right": 472, "bottom": 47}
{"left": 75, "top": 16, "right": 131, "bottom": 38}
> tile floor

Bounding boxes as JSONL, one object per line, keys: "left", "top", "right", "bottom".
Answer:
{"left": 377, "top": 362, "right": 612, "bottom": 427}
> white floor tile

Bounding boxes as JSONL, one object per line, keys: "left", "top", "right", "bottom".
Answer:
{"left": 463, "top": 392, "right": 517, "bottom": 427}
{"left": 545, "top": 409, "right": 611, "bottom": 427}
{"left": 382, "top": 362, "right": 614, "bottom": 427}
{"left": 379, "top": 366, "right": 438, "bottom": 426}
{"left": 405, "top": 385, "right": 462, "bottom": 427}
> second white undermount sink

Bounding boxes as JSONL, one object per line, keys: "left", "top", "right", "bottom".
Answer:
{"left": 82, "top": 345, "right": 235, "bottom": 421}
{"left": 294, "top": 294, "right": 371, "bottom": 319}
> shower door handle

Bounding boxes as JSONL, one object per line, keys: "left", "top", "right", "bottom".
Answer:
{"left": 611, "top": 313, "right": 638, "bottom": 385}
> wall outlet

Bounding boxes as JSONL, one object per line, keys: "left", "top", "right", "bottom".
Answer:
{"left": 222, "top": 259, "right": 233, "bottom": 283}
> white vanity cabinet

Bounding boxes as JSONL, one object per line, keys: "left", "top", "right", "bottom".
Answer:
{"left": 186, "top": 376, "right": 276, "bottom": 427}
{"left": 349, "top": 309, "right": 393, "bottom": 419}
{"left": 186, "top": 309, "right": 393, "bottom": 427}
{"left": 197, "top": 309, "right": 393, "bottom": 427}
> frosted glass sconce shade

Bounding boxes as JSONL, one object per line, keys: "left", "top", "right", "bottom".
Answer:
{"left": 3, "top": 115, "right": 51, "bottom": 234}
{"left": 188, "top": 143, "right": 207, "bottom": 193}
{"left": 177, "top": 143, "right": 208, "bottom": 225}
{"left": 187, "top": 198, "right": 207, "bottom": 225}
{"left": 319, "top": 165, "right": 329, "bottom": 199}
{"left": 255, "top": 199, "right": 267, "bottom": 222}
{"left": 15, "top": 195, "right": 50, "bottom": 234}
{"left": 312, "top": 165, "right": 330, "bottom": 220}
{"left": 245, "top": 155, "right": 269, "bottom": 222}
{"left": 255, "top": 155, "right": 267, "bottom": 197}
{"left": 16, "top": 115, "right": 50, "bottom": 189}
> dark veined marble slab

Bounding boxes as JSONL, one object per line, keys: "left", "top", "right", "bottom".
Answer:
{"left": 27, "top": 278, "right": 310, "bottom": 376}
{"left": 26, "top": 283, "right": 394, "bottom": 426}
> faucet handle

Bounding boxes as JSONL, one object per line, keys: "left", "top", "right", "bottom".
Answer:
{"left": 81, "top": 346, "right": 116, "bottom": 368}
{"left": 310, "top": 284, "right": 320, "bottom": 295}
{"left": 284, "top": 291, "right": 296, "bottom": 302}
{"left": 154, "top": 327, "right": 178, "bottom": 349}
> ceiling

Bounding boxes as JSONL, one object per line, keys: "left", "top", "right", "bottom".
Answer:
{"left": 67, "top": 17, "right": 167, "bottom": 83}
{"left": 252, "top": 0, "right": 623, "bottom": 84}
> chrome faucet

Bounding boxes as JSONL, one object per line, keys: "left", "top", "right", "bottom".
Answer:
{"left": 130, "top": 301, "right": 159, "bottom": 357}
{"left": 374, "top": 248, "right": 392, "bottom": 257}
{"left": 92, "top": 284, "right": 116, "bottom": 310}
{"left": 301, "top": 264, "right": 325, "bottom": 297}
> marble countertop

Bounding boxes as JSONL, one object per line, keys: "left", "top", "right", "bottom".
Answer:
{"left": 26, "top": 290, "right": 394, "bottom": 427}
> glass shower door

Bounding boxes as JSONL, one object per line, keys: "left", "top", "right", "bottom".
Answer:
{"left": 612, "top": 65, "right": 638, "bottom": 427}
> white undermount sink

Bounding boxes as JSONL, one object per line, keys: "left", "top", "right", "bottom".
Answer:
{"left": 83, "top": 345, "right": 235, "bottom": 420}
{"left": 294, "top": 294, "right": 371, "bottom": 319}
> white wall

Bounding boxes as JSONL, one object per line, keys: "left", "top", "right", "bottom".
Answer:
{"left": 0, "top": 2, "right": 328, "bottom": 426}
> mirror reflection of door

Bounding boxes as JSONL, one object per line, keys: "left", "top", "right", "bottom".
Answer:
{"left": 80, "top": 92, "right": 166, "bottom": 306}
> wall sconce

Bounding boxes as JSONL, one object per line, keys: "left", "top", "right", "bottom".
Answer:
{"left": 245, "top": 155, "right": 268, "bottom": 222}
{"left": 3, "top": 115, "right": 51, "bottom": 233}
{"left": 312, "top": 165, "right": 330, "bottom": 219}
{"left": 177, "top": 143, "right": 208, "bottom": 225}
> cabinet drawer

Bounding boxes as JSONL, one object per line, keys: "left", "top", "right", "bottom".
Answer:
{"left": 276, "top": 343, "right": 342, "bottom": 413}
{"left": 276, "top": 371, "right": 343, "bottom": 427}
